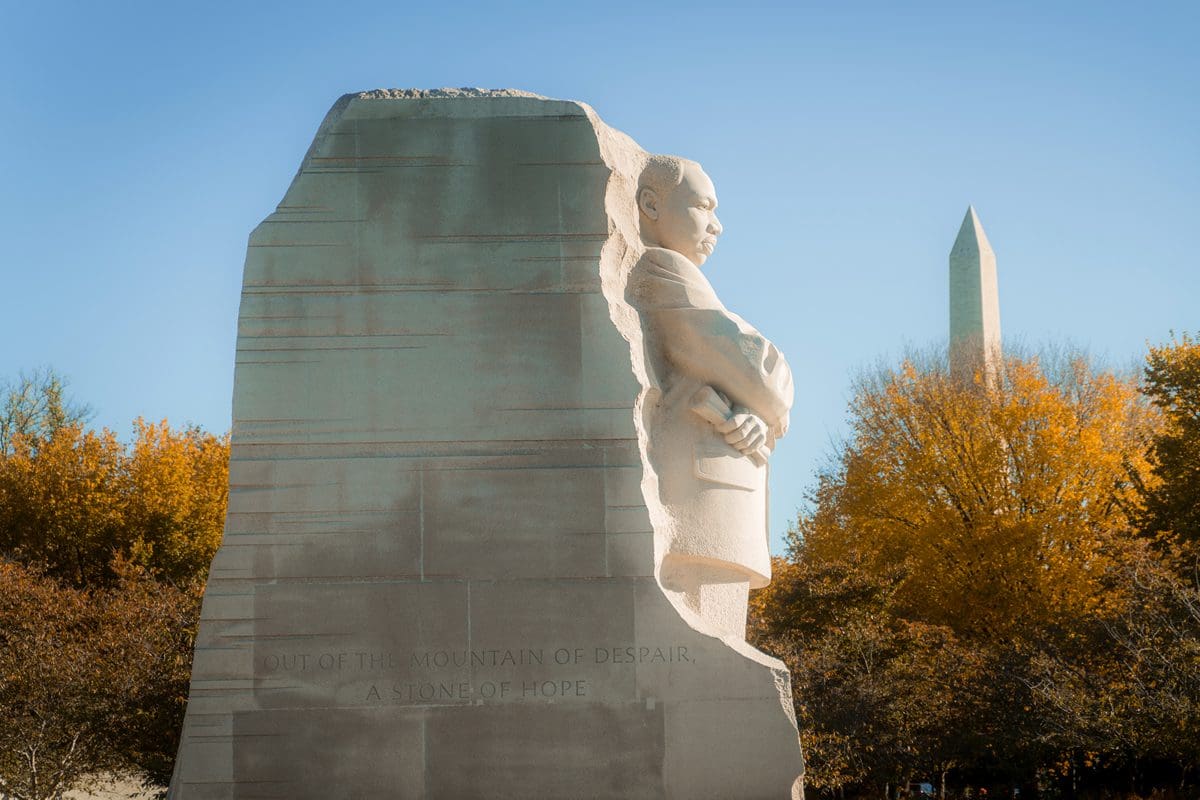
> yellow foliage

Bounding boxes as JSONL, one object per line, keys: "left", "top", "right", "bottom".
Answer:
{"left": 126, "top": 418, "right": 230, "bottom": 585}
{"left": 752, "top": 350, "right": 1198, "bottom": 793}
{"left": 800, "top": 353, "right": 1159, "bottom": 638}
{"left": 0, "top": 419, "right": 228, "bottom": 587}
{"left": 0, "top": 425, "right": 127, "bottom": 586}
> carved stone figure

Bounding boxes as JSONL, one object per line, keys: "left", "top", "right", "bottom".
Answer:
{"left": 628, "top": 155, "right": 794, "bottom": 639}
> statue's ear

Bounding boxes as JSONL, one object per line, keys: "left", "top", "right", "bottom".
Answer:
{"left": 638, "top": 187, "right": 660, "bottom": 221}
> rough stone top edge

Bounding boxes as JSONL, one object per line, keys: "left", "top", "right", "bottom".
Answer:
{"left": 353, "top": 87, "right": 548, "bottom": 100}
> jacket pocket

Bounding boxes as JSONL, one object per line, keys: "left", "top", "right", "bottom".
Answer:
{"left": 693, "top": 443, "right": 761, "bottom": 491}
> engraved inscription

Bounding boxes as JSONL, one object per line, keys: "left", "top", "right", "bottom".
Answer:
{"left": 257, "top": 643, "right": 695, "bottom": 705}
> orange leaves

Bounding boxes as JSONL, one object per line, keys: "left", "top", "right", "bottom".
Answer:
{"left": 0, "top": 377, "right": 225, "bottom": 794}
{"left": 125, "top": 418, "right": 230, "bottom": 586}
{"left": 0, "top": 400, "right": 222, "bottom": 795}
{"left": 0, "top": 425, "right": 127, "bottom": 587}
{"left": 0, "top": 418, "right": 229, "bottom": 588}
{"left": 801, "top": 351, "right": 1154, "bottom": 638}
{"left": 0, "top": 560, "right": 200, "bottom": 798}
{"left": 756, "top": 345, "right": 1200, "bottom": 794}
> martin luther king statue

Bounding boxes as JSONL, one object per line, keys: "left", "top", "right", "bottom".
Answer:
{"left": 627, "top": 154, "right": 794, "bottom": 641}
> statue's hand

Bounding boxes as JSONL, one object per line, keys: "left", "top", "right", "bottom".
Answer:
{"left": 716, "top": 409, "right": 768, "bottom": 457}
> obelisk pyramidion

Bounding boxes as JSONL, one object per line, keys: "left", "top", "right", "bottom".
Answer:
{"left": 949, "top": 206, "right": 1001, "bottom": 382}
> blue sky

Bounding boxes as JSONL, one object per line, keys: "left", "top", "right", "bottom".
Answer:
{"left": 2, "top": 1, "right": 1196, "bottom": 552}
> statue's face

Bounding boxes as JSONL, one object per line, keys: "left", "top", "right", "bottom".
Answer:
{"left": 642, "top": 164, "right": 722, "bottom": 267}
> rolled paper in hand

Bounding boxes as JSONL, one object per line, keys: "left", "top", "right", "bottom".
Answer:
{"left": 689, "top": 385, "right": 769, "bottom": 466}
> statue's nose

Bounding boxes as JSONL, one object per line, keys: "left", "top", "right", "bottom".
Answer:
{"left": 709, "top": 214, "right": 723, "bottom": 236}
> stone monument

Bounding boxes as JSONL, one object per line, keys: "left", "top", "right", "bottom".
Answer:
{"left": 949, "top": 205, "right": 1002, "bottom": 382}
{"left": 169, "top": 89, "right": 804, "bottom": 799}
{"left": 628, "top": 156, "right": 793, "bottom": 640}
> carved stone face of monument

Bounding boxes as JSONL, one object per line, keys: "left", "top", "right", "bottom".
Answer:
{"left": 637, "top": 159, "right": 723, "bottom": 267}
{"left": 168, "top": 94, "right": 804, "bottom": 800}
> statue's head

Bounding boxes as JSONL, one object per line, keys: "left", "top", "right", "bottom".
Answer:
{"left": 637, "top": 155, "right": 722, "bottom": 267}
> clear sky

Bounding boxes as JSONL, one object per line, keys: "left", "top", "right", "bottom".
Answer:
{"left": 2, "top": 1, "right": 1196, "bottom": 553}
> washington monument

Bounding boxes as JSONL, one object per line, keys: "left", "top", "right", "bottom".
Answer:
{"left": 949, "top": 206, "right": 1001, "bottom": 382}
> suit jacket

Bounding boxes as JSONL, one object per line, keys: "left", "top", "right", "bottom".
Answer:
{"left": 628, "top": 247, "right": 794, "bottom": 586}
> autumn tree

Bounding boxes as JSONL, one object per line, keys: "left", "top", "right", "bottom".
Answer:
{"left": 1140, "top": 332, "right": 1200, "bottom": 554}
{"left": 799, "top": 350, "right": 1154, "bottom": 640}
{"left": 750, "top": 348, "right": 1167, "bottom": 796}
{"left": 0, "top": 368, "right": 90, "bottom": 455}
{"left": 125, "top": 418, "right": 230, "bottom": 585}
{"left": 0, "top": 424, "right": 128, "bottom": 587}
{"left": 0, "top": 372, "right": 226, "bottom": 794}
{"left": 1024, "top": 334, "right": 1200, "bottom": 793}
{"left": 751, "top": 554, "right": 990, "bottom": 798}
{"left": 1101, "top": 551, "right": 1200, "bottom": 782}
{"left": 1024, "top": 543, "right": 1200, "bottom": 794}
{"left": 0, "top": 418, "right": 229, "bottom": 587}
{"left": 93, "top": 559, "right": 203, "bottom": 789}
{"left": 0, "top": 559, "right": 200, "bottom": 800}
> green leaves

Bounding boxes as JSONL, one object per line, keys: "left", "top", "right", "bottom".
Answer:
{"left": 1141, "top": 333, "right": 1200, "bottom": 552}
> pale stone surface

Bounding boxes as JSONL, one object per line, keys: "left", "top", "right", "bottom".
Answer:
{"left": 949, "top": 205, "right": 1002, "bottom": 381}
{"left": 169, "top": 89, "right": 803, "bottom": 799}
{"left": 629, "top": 156, "right": 793, "bottom": 639}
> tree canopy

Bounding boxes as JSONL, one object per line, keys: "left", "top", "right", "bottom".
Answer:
{"left": 750, "top": 346, "right": 1200, "bottom": 798}
{"left": 0, "top": 417, "right": 228, "bottom": 588}
{"left": 0, "top": 368, "right": 90, "bottom": 456}
{"left": 0, "top": 370, "right": 227, "bottom": 797}
{"left": 0, "top": 559, "right": 199, "bottom": 800}
{"left": 1140, "top": 332, "right": 1200, "bottom": 555}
